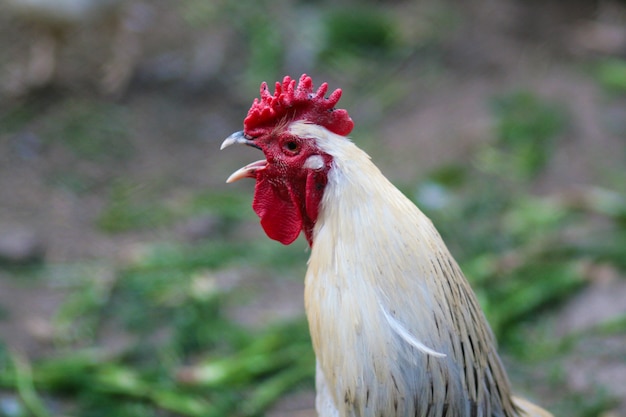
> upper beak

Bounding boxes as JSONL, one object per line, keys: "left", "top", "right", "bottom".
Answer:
{"left": 220, "top": 131, "right": 266, "bottom": 183}
{"left": 220, "top": 131, "right": 255, "bottom": 150}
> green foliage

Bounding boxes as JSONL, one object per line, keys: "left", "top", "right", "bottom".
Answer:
{"left": 0, "top": 235, "right": 312, "bottom": 417}
{"left": 0, "top": 100, "right": 46, "bottom": 134}
{"left": 191, "top": 190, "right": 252, "bottom": 222}
{"left": 596, "top": 58, "right": 626, "bottom": 93}
{"left": 245, "top": 19, "right": 284, "bottom": 90}
{"left": 44, "top": 100, "right": 132, "bottom": 161}
{"left": 478, "top": 91, "right": 567, "bottom": 179}
{"left": 97, "top": 181, "right": 172, "bottom": 233}
{"left": 320, "top": 8, "right": 398, "bottom": 62}
{"left": 555, "top": 386, "right": 619, "bottom": 417}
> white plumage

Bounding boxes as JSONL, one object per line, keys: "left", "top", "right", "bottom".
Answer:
{"left": 293, "top": 122, "right": 549, "bottom": 417}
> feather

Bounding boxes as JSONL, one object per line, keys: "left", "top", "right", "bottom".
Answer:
{"left": 379, "top": 301, "right": 446, "bottom": 358}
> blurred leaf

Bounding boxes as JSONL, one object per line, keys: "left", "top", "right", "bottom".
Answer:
{"left": 428, "top": 164, "right": 468, "bottom": 188}
{"left": 245, "top": 19, "right": 284, "bottom": 87}
{"left": 488, "top": 262, "right": 586, "bottom": 344}
{"left": 0, "top": 101, "right": 46, "bottom": 134}
{"left": 43, "top": 100, "right": 132, "bottom": 161}
{"left": 320, "top": 8, "right": 397, "bottom": 62}
{"left": 502, "top": 196, "right": 571, "bottom": 241}
{"left": 12, "top": 354, "right": 50, "bottom": 417}
{"left": 596, "top": 58, "right": 626, "bottom": 93}
{"left": 479, "top": 91, "right": 567, "bottom": 179}
{"left": 97, "top": 181, "right": 172, "bottom": 233}
{"left": 191, "top": 190, "right": 253, "bottom": 222}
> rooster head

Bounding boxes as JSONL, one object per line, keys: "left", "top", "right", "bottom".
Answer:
{"left": 221, "top": 74, "right": 353, "bottom": 246}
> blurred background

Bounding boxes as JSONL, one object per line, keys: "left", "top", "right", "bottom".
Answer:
{"left": 0, "top": 0, "right": 625, "bottom": 416}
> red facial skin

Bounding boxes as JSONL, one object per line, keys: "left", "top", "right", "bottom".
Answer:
{"left": 251, "top": 127, "right": 332, "bottom": 246}
{"left": 235, "top": 74, "right": 352, "bottom": 246}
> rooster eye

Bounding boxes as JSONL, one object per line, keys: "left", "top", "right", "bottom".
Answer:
{"left": 284, "top": 140, "right": 299, "bottom": 153}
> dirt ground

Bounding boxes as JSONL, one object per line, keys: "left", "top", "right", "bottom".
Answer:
{"left": 0, "top": 0, "right": 625, "bottom": 415}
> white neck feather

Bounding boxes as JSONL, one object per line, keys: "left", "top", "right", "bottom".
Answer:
{"left": 290, "top": 121, "right": 516, "bottom": 417}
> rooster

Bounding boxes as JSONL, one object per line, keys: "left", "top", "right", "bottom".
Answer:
{"left": 221, "top": 74, "right": 552, "bottom": 417}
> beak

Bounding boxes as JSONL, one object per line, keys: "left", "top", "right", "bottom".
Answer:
{"left": 220, "top": 131, "right": 267, "bottom": 183}
{"left": 220, "top": 131, "right": 255, "bottom": 150}
{"left": 225, "top": 159, "right": 267, "bottom": 183}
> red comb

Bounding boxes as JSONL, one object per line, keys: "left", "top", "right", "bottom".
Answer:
{"left": 243, "top": 74, "right": 354, "bottom": 138}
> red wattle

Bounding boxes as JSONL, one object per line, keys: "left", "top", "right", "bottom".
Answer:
{"left": 305, "top": 169, "right": 326, "bottom": 225}
{"left": 252, "top": 176, "right": 303, "bottom": 245}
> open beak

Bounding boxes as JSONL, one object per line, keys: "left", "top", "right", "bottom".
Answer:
{"left": 220, "top": 131, "right": 267, "bottom": 183}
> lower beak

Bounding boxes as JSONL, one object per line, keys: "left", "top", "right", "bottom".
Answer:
{"left": 220, "top": 131, "right": 266, "bottom": 183}
{"left": 225, "top": 159, "right": 267, "bottom": 183}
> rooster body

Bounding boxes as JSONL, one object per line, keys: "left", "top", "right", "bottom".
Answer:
{"left": 302, "top": 122, "right": 514, "bottom": 416}
{"left": 222, "top": 75, "right": 552, "bottom": 417}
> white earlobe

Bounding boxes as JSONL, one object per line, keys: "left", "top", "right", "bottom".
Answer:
{"left": 304, "top": 155, "right": 325, "bottom": 170}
